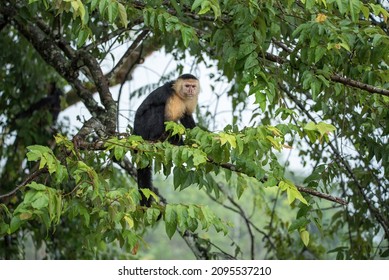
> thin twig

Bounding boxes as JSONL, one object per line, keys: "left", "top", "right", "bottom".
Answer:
{"left": 282, "top": 84, "right": 389, "bottom": 239}
{"left": 0, "top": 168, "right": 47, "bottom": 200}
{"left": 266, "top": 40, "right": 389, "bottom": 97}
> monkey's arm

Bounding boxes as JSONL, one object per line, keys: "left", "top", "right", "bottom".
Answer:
{"left": 180, "top": 114, "right": 196, "bottom": 129}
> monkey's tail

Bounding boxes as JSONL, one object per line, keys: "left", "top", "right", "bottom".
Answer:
{"left": 137, "top": 166, "right": 152, "bottom": 207}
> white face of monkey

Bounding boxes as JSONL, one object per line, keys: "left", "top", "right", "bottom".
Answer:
{"left": 179, "top": 79, "right": 199, "bottom": 99}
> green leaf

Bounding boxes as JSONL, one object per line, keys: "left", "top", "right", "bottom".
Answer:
{"left": 173, "top": 167, "right": 186, "bottom": 189}
{"left": 255, "top": 91, "right": 267, "bottom": 112}
{"left": 123, "top": 214, "right": 134, "bottom": 229}
{"left": 27, "top": 182, "right": 47, "bottom": 191}
{"left": 77, "top": 27, "right": 90, "bottom": 47}
{"left": 191, "top": 0, "right": 204, "bottom": 11}
{"left": 304, "top": 121, "right": 316, "bottom": 131}
{"left": 219, "top": 132, "right": 237, "bottom": 148}
{"left": 199, "top": 5, "right": 211, "bottom": 15}
{"left": 192, "top": 150, "right": 207, "bottom": 166}
{"left": 55, "top": 164, "right": 69, "bottom": 184}
{"left": 146, "top": 208, "right": 161, "bottom": 224}
{"left": 99, "top": 0, "right": 108, "bottom": 15}
{"left": 70, "top": 0, "right": 80, "bottom": 13}
{"left": 26, "top": 145, "right": 51, "bottom": 161}
{"left": 9, "top": 216, "right": 23, "bottom": 234}
{"left": 360, "top": 4, "right": 369, "bottom": 19}
{"left": 315, "top": 46, "right": 326, "bottom": 63}
{"left": 31, "top": 195, "right": 49, "bottom": 209}
{"left": 157, "top": 13, "right": 167, "bottom": 32}
{"left": 209, "top": 0, "right": 221, "bottom": 18}
{"left": 335, "top": 0, "right": 347, "bottom": 14}
{"left": 266, "top": 136, "right": 282, "bottom": 151}
{"left": 117, "top": 2, "right": 128, "bottom": 27}
{"left": 349, "top": 0, "right": 361, "bottom": 22}
{"left": 316, "top": 122, "right": 336, "bottom": 138}
{"left": 139, "top": 188, "right": 159, "bottom": 204}
{"left": 19, "top": 212, "right": 32, "bottom": 220}
{"left": 280, "top": 180, "right": 309, "bottom": 205}
{"left": 238, "top": 43, "right": 257, "bottom": 59}
{"left": 288, "top": 187, "right": 308, "bottom": 205}
{"left": 0, "top": 223, "right": 9, "bottom": 235}
{"left": 165, "top": 205, "right": 177, "bottom": 239}
{"left": 237, "top": 175, "right": 247, "bottom": 198}
{"left": 289, "top": 217, "right": 310, "bottom": 232}
{"left": 299, "top": 229, "right": 310, "bottom": 246}
{"left": 305, "top": 0, "right": 316, "bottom": 10}
{"left": 267, "top": 126, "right": 282, "bottom": 137}
{"left": 180, "top": 26, "right": 197, "bottom": 47}
{"left": 90, "top": 0, "right": 99, "bottom": 11}
{"left": 176, "top": 204, "right": 188, "bottom": 229}
{"left": 165, "top": 121, "right": 185, "bottom": 136}
{"left": 107, "top": 1, "right": 118, "bottom": 23}
{"left": 114, "top": 145, "right": 124, "bottom": 161}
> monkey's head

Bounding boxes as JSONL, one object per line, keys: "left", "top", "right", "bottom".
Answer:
{"left": 174, "top": 74, "right": 200, "bottom": 100}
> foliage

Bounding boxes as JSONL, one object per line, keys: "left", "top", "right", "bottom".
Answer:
{"left": 0, "top": 0, "right": 388, "bottom": 259}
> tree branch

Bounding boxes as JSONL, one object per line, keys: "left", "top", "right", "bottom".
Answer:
{"left": 74, "top": 137, "right": 348, "bottom": 206}
{"left": 11, "top": 11, "right": 105, "bottom": 120}
{"left": 106, "top": 29, "right": 150, "bottom": 81}
{"left": 115, "top": 153, "right": 229, "bottom": 259}
{"left": 217, "top": 184, "right": 256, "bottom": 259}
{"left": 0, "top": 168, "right": 47, "bottom": 200}
{"left": 7, "top": 3, "right": 118, "bottom": 135}
{"left": 208, "top": 158, "right": 347, "bottom": 205}
{"left": 78, "top": 50, "right": 117, "bottom": 133}
{"left": 282, "top": 84, "right": 389, "bottom": 239}
{"left": 329, "top": 73, "right": 389, "bottom": 97}
{"left": 266, "top": 40, "right": 389, "bottom": 97}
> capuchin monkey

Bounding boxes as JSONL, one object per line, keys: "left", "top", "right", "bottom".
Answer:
{"left": 133, "top": 74, "right": 200, "bottom": 206}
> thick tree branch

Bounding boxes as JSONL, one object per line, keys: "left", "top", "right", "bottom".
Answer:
{"left": 78, "top": 50, "right": 117, "bottom": 133}
{"left": 106, "top": 29, "right": 150, "bottom": 81}
{"left": 0, "top": 2, "right": 15, "bottom": 31}
{"left": 10, "top": 12, "right": 105, "bottom": 120}
{"left": 35, "top": 17, "right": 76, "bottom": 59}
{"left": 5, "top": 3, "right": 118, "bottom": 136}
{"left": 329, "top": 73, "right": 389, "bottom": 97}
{"left": 13, "top": 18, "right": 77, "bottom": 82}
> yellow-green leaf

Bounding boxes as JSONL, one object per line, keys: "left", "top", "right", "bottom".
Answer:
{"left": 280, "top": 180, "right": 309, "bottom": 205}
{"left": 20, "top": 212, "right": 32, "bottom": 220}
{"left": 266, "top": 136, "right": 282, "bottom": 151}
{"left": 124, "top": 215, "right": 134, "bottom": 228}
{"left": 219, "top": 132, "right": 237, "bottom": 148}
{"left": 118, "top": 2, "right": 128, "bottom": 28}
{"left": 316, "top": 122, "right": 336, "bottom": 137}
{"left": 300, "top": 229, "right": 310, "bottom": 246}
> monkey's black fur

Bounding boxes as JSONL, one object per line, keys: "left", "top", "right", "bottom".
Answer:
{"left": 134, "top": 74, "right": 198, "bottom": 206}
